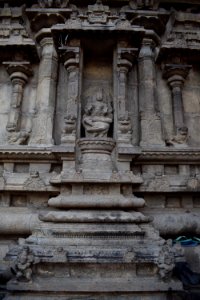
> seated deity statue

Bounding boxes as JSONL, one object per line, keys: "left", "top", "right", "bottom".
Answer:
{"left": 12, "top": 246, "right": 35, "bottom": 282}
{"left": 82, "top": 90, "right": 113, "bottom": 138}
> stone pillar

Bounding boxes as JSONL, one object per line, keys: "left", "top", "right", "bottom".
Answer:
{"left": 3, "top": 62, "right": 32, "bottom": 145}
{"left": 163, "top": 64, "right": 191, "bottom": 146}
{"left": 138, "top": 38, "right": 164, "bottom": 147}
{"left": 30, "top": 37, "right": 58, "bottom": 145}
{"left": 117, "top": 47, "right": 135, "bottom": 145}
{"left": 61, "top": 46, "right": 80, "bottom": 145}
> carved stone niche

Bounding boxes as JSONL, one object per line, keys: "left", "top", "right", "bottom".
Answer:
{"left": 78, "top": 41, "right": 115, "bottom": 181}
{"left": 79, "top": 34, "right": 114, "bottom": 141}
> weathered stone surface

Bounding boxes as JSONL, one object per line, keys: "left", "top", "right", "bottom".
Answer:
{"left": 1, "top": 0, "right": 200, "bottom": 299}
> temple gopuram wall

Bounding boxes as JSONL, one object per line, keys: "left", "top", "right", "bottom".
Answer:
{"left": 1, "top": 0, "right": 200, "bottom": 299}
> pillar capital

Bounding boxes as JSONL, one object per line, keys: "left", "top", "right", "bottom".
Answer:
{"left": 39, "top": 36, "right": 54, "bottom": 48}
{"left": 139, "top": 38, "right": 155, "bottom": 60}
{"left": 139, "top": 30, "right": 160, "bottom": 60}
{"left": 3, "top": 62, "right": 33, "bottom": 83}
{"left": 163, "top": 64, "right": 191, "bottom": 87}
{"left": 36, "top": 34, "right": 58, "bottom": 59}
{"left": 117, "top": 47, "right": 137, "bottom": 68}
{"left": 117, "top": 59, "right": 132, "bottom": 73}
{"left": 61, "top": 46, "right": 80, "bottom": 70}
{"left": 141, "top": 37, "right": 156, "bottom": 48}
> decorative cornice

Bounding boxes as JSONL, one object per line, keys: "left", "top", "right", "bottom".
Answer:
{"left": 0, "top": 0, "right": 200, "bottom": 8}
{"left": 0, "top": 5, "right": 39, "bottom": 61}
{"left": 158, "top": 11, "right": 200, "bottom": 62}
{"left": 0, "top": 146, "right": 199, "bottom": 163}
{"left": 139, "top": 148, "right": 200, "bottom": 162}
{"left": 25, "top": 7, "right": 71, "bottom": 33}
{"left": 0, "top": 146, "right": 74, "bottom": 161}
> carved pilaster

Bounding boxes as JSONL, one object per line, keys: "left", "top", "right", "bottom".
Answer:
{"left": 61, "top": 45, "right": 80, "bottom": 145}
{"left": 138, "top": 37, "right": 164, "bottom": 147}
{"left": 163, "top": 64, "right": 191, "bottom": 147}
{"left": 3, "top": 62, "right": 33, "bottom": 145}
{"left": 30, "top": 37, "right": 58, "bottom": 145}
{"left": 117, "top": 46, "right": 136, "bottom": 145}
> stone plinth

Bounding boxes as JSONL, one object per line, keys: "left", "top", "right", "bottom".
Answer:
{"left": 78, "top": 138, "right": 115, "bottom": 179}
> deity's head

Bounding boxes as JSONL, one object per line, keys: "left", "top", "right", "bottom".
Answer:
{"left": 18, "top": 247, "right": 29, "bottom": 264}
{"left": 96, "top": 90, "right": 104, "bottom": 102}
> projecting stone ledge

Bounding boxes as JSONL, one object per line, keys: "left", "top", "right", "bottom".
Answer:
{"left": 39, "top": 210, "right": 151, "bottom": 223}
{"left": 7, "top": 277, "right": 182, "bottom": 293}
{"left": 47, "top": 194, "right": 145, "bottom": 208}
{"left": 50, "top": 171, "right": 143, "bottom": 184}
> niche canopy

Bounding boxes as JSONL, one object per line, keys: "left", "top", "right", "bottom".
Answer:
{"left": 51, "top": 0, "right": 145, "bottom": 47}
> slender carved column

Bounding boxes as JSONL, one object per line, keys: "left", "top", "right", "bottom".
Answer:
{"left": 61, "top": 46, "right": 80, "bottom": 145}
{"left": 30, "top": 37, "right": 58, "bottom": 145}
{"left": 3, "top": 62, "right": 32, "bottom": 144}
{"left": 138, "top": 38, "right": 164, "bottom": 147}
{"left": 163, "top": 64, "right": 191, "bottom": 146}
{"left": 117, "top": 47, "right": 135, "bottom": 145}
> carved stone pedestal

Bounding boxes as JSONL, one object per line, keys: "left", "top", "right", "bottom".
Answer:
{"left": 5, "top": 138, "right": 182, "bottom": 299}
{"left": 4, "top": 131, "right": 183, "bottom": 299}
{"left": 78, "top": 138, "right": 115, "bottom": 180}
{"left": 5, "top": 218, "right": 182, "bottom": 300}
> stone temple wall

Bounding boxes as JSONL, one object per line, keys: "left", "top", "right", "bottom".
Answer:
{"left": 0, "top": 0, "right": 200, "bottom": 299}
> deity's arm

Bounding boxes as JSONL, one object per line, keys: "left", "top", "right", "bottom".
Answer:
{"left": 82, "top": 116, "right": 94, "bottom": 127}
{"left": 91, "top": 116, "right": 112, "bottom": 123}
